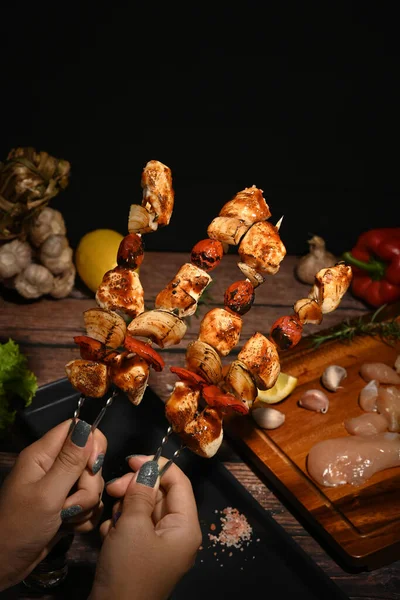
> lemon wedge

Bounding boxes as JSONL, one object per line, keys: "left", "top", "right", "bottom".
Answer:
{"left": 255, "top": 372, "right": 298, "bottom": 405}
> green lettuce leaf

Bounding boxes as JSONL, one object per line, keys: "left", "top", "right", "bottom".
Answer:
{"left": 0, "top": 339, "right": 38, "bottom": 434}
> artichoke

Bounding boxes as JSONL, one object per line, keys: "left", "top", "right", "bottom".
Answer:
{"left": 0, "top": 147, "right": 70, "bottom": 241}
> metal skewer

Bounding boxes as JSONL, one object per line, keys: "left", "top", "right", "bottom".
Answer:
{"left": 152, "top": 425, "right": 186, "bottom": 477}
{"left": 91, "top": 388, "right": 119, "bottom": 432}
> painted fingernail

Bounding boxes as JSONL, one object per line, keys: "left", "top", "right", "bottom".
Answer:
{"left": 70, "top": 420, "right": 91, "bottom": 447}
{"left": 112, "top": 511, "right": 121, "bottom": 527}
{"left": 92, "top": 453, "right": 105, "bottom": 475}
{"left": 61, "top": 505, "right": 83, "bottom": 521}
{"left": 136, "top": 460, "right": 159, "bottom": 488}
{"left": 105, "top": 477, "right": 119, "bottom": 486}
{"left": 125, "top": 454, "right": 142, "bottom": 462}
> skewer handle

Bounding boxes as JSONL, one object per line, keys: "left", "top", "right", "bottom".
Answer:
{"left": 73, "top": 395, "right": 85, "bottom": 421}
{"left": 153, "top": 426, "right": 173, "bottom": 462}
{"left": 159, "top": 445, "right": 186, "bottom": 478}
{"left": 91, "top": 389, "right": 118, "bottom": 432}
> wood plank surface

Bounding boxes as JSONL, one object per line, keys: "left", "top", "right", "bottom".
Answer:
{"left": 2, "top": 252, "right": 400, "bottom": 599}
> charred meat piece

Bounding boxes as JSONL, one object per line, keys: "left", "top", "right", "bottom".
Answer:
{"left": 308, "top": 263, "right": 352, "bottom": 314}
{"left": 198, "top": 307, "right": 242, "bottom": 356}
{"left": 110, "top": 353, "right": 149, "bottom": 405}
{"left": 179, "top": 407, "right": 224, "bottom": 458}
{"left": 141, "top": 159, "right": 174, "bottom": 228}
{"left": 219, "top": 186, "right": 271, "bottom": 225}
{"left": 65, "top": 359, "right": 111, "bottom": 398}
{"left": 155, "top": 263, "right": 211, "bottom": 318}
{"left": 96, "top": 266, "right": 145, "bottom": 318}
{"left": 238, "top": 332, "right": 280, "bottom": 390}
{"left": 238, "top": 221, "right": 286, "bottom": 275}
{"left": 165, "top": 381, "right": 200, "bottom": 432}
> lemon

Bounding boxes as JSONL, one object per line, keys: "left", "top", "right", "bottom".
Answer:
{"left": 255, "top": 372, "right": 298, "bottom": 405}
{"left": 75, "top": 229, "right": 124, "bottom": 293}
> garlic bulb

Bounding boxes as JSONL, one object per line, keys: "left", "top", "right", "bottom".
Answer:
{"left": 50, "top": 264, "right": 76, "bottom": 298}
{"left": 29, "top": 207, "right": 66, "bottom": 247}
{"left": 252, "top": 406, "right": 285, "bottom": 429}
{"left": 321, "top": 365, "right": 347, "bottom": 392}
{"left": 39, "top": 234, "right": 73, "bottom": 275}
{"left": 0, "top": 239, "right": 32, "bottom": 279}
{"left": 298, "top": 389, "right": 329, "bottom": 413}
{"left": 295, "top": 235, "right": 336, "bottom": 285}
{"left": 14, "top": 263, "right": 54, "bottom": 298}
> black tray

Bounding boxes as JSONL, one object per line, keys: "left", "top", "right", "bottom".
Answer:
{"left": 13, "top": 378, "right": 348, "bottom": 600}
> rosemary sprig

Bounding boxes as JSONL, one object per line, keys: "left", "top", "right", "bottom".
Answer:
{"left": 310, "top": 304, "right": 400, "bottom": 348}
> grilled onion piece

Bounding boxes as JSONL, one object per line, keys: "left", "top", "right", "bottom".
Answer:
{"left": 83, "top": 307, "right": 127, "bottom": 348}
{"left": 185, "top": 340, "right": 223, "bottom": 384}
{"left": 155, "top": 263, "right": 211, "bottom": 318}
{"left": 165, "top": 381, "right": 200, "bottom": 432}
{"left": 293, "top": 298, "right": 323, "bottom": 324}
{"left": 65, "top": 359, "right": 110, "bottom": 398}
{"left": 128, "top": 204, "right": 157, "bottom": 234}
{"left": 237, "top": 262, "right": 265, "bottom": 287}
{"left": 308, "top": 263, "right": 353, "bottom": 314}
{"left": 238, "top": 332, "right": 280, "bottom": 390}
{"left": 127, "top": 309, "right": 187, "bottom": 348}
{"left": 96, "top": 266, "right": 145, "bottom": 318}
{"left": 221, "top": 360, "right": 257, "bottom": 408}
{"left": 198, "top": 307, "right": 242, "bottom": 356}
{"left": 207, "top": 216, "right": 249, "bottom": 246}
{"left": 238, "top": 221, "right": 286, "bottom": 275}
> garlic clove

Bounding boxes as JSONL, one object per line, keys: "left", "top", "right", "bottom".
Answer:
{"left": 321, "top": 365, "right": 347, "bottom": 392}
{"left": 251, "top": 406, "right": 286, "bottom": 429}
{"left": 298, "top": 389, "right": 329, "bottom": 413}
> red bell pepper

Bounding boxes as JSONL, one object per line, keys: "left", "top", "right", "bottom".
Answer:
{"left": 123, "top": 335, "right": 165, "bottom": 371}
{"left": 342, "top": 228, "right": 400, "bottom": 307}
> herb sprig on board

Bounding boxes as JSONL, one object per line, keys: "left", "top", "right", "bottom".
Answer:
{"left": 310, "top": 305, "right": 400, "bottom": 348}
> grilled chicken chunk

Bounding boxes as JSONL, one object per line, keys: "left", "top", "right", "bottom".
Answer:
{"left": 155, "top": 263, "right": 211, "bottom": 318}
{"left": 128, "top": 160, "right": 175, "bottom": 234}
{"left": 219, "top": 186, "right": 271, "bottom": 225}
{"left": 179, "top": 407, "right": 224, "bottom": 458}
{"left": 110, "top": 353, "right": 149, "bottom": 405}
{"left": 96, "top": 266, "right": 145, "bottom": 318}
{"left": 238, "top": 332, "right": 280, "bottom": 390}
{"left": 207, "top": 216, "right": 249, "bottom": 246}
{"left": 65, "top": 359, "right": 110, "bottom": 398}
{"left": 238, "top": 221, "right": 286, "bottom": 275}
{"left": 127, "top": 308, "right": 187, "bottom": 348}
{"left": 308, "top": 263, "right": 352, "bottom": 314}
{"left": 165, "top": 381, "right": 200, "bottom": 432}
{"left": 198, "top": 307, "right": 242, "bottom": 356}
{"left": 141, "top": 160, "right": 174, "bottom": 228}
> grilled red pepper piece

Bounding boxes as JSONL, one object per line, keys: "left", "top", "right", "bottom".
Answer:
{"left": 343, "top": 228, "right": 400, "bottom": 307}
{"left": 202, "top": 385, "right": 249, "bottom": 415}
{"left": 73, "top": 335, "right": 107, "bottom": 361}
{"left": 170, "top": 366, "right": 207, "bottom": 388}
{"left": 269, "top": 314, "right": 303, "bottom": 350}
{"left": 124, "top": 335, "right": 165, "bottom": 371}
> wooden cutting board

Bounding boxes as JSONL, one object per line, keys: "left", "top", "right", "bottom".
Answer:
{"left": 224, "top": 302, "right": 400, "bottom": 571}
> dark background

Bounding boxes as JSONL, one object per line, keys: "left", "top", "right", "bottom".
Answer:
{"left": 1, "top": 2, "right": 399, "bottom": 257}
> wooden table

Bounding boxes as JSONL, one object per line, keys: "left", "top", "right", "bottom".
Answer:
{"left": 1, "top": 252, "right": 400, "bottom": 599}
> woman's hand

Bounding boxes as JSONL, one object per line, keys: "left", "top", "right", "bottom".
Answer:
{"left": 0, "top": 419, "right": 107, "bottom": 591}
{"left": 89, "top": 455, "right": 202, "bottom": 600}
